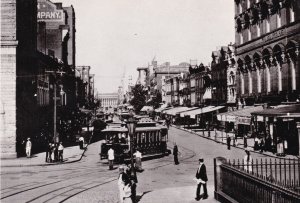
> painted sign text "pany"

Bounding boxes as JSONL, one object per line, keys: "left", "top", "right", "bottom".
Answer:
{"left": 38, "top": 11, "right": 62, "bottom": 20}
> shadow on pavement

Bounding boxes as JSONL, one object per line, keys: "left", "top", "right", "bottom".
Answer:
{"left": 136, "top": 190, "right": 152, "bottom": 202}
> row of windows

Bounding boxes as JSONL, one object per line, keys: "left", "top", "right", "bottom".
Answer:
{"left": 239, "top": 61, "right": 297, "bottom": 95}
{"left": 236, "top": 2, "right": 295, "bottom": 45}
{"left": 37, "top": 88, "right": 49, "bottom": 106}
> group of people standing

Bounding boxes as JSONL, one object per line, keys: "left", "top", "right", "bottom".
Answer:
{"left": 46, "top": 142, "right": 64, "bottom": 163}
{"left": 107, "top": 147, "right": 143, "bottom": 171}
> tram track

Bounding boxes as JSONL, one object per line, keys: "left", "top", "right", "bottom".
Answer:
{"left": 1, "top": 135, "right": 197, "bottom": 203}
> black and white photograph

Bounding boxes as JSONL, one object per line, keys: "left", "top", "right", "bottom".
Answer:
{"left": 1, "top": 0, "right": 300, "bottom": 202}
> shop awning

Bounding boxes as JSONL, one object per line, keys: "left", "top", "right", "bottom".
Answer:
{"left": 182, "top": 106, "right": 225, "bottom": 119}
{"left": 217, "top": 106, "right": 264, "bottom": 124}
{"left": 140, "top": 106, "right": 154, "bottom": 112}
{"left": 252, "top": 104, "right": 300, "bottom": 117}
{"left": 163, "top": 106, "right": 192, "bottom": 116}
{"left": 179, "top": 107, "right": 200, "bottom": 117}
{"left": 154, "top": 104, "right": 169, "bottom": 113}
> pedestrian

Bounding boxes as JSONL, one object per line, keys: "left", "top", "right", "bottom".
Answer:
{"left": 123, "top": 167, "right": 133, "bottom": 203}
{"left": 173, "top": 144, "right": 179, "bottom": 165}
{"left": 54, "top": 143, "right": 59, "bottom": 162}
{"left": 260, "top": 137, "right": 265, "bottom": 153}
{"left": 243, "top": 150, "right": 253, "bottom": 172}
{"left": 226, "top": 136, "right": 231, "bottom": 150}
{"left": 51, "top": 143, "right": 55, "bottom": 162}
{"left": 254, "top": 136, "right": 260, "bottom": 150}
{"left": 195, "top": 158, "right": 208, "bottom": 201}
{"left": 243, "top": 135, "right": 248, "bottom": 148}
{"left": 118, "top": 165, "right": 131, "bottom": 203}
{"left": 79, "top": 136, "right": 84, "bottom": 149}
{"left": 133, "top": 149, "right": 143, "bottom": 171}
{"left": 108, "top": 147, "right": 115, "bottom": 170}
{"left": 25, "top": 138, "right": 32, "bottom": 158}
{"left": 46, "top": 142, "right": 52, "bottom": 162}
{"left": 58, "top": 142, "right": 64, "bottom": 162}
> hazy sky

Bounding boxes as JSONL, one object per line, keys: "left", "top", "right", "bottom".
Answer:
{"left": 53, "top": 0, "right": 235, "bottom": 93}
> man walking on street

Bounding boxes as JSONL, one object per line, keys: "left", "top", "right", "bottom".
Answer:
{"left": 195, "top": 158, "right": 208, "bottom": 201}
{"left": 108, "top": 147, "right": 114, "bottom": 170}
{"left": 227, "top": 136, "right": 231, "bottom": 150}
{"left": 25, "top": 138, "right": 32, "bottom": 158}
{"left": 173, "top": 144, "right": 179, "bottom": 165}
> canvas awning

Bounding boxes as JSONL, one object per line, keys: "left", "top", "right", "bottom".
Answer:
{"left": 179, "top": 107, "right": 200, "bottom": 117}
{"left": 217, "top": 106, "right": 264, "bottom": 125}
{"left": 163, "top": 107, "right": 191, "bottom": 116}
{"left": 140, "top": 106, "right": 154, "bottom": 112}
{"left": 154, "top": 104, "right": 169, "bottom": 113}
{"left": 182, "top": 106, "right": 225, "bottom": 119}
{"left": 251, "top": 104, "right": 300, "bottom": 118}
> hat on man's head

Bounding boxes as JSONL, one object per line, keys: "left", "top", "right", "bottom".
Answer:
{"left": 199, "top": 158, "right": 204, "bottom": 162}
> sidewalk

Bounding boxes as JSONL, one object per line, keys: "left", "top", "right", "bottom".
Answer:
{"left": 139, "top": 185, "right": 218, "bottom": 203}
{"left": 175, "top": 125, "right": 299, "bottom": 160}
{"left": 0, "top": 144, "right": 87, "bottom": 167}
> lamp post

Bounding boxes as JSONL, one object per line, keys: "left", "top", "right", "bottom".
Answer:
{"left": 126, "top": 116, "right": 137, "bottom": 202}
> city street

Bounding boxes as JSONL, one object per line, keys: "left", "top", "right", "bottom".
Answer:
{"left": 1, "top": 126, "right": 272, "bottom": 203}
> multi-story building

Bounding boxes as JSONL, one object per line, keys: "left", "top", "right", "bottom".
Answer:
{"left": 225, "top": 44, "right": 237, "bottom": 108}
{"left": 211, "top": 47, "right": 228, "bottom": 106}
{"left": 235, "top": 0, "right": 300, "bottom": 105}
{"left": 189, "top": 64, "right": 212, "bottom": 107}
{"left": 136, "top": 67, "right": 149, "bottom": 87}
{"left": 234, "top": 0, "right": 300, "bottom": 155}
{"left": 76, "top": 66, "right": 93, "bottom": 107}
{"left": 37, "top": 0, "right": 76, "bottom": 108}
{"left": 178, "top": 73, "right": 190, "bottom": 106}
{"left": 1, "top": 0, "right": 38, "bottom": 158}
{"left": 99, "top": 93, "right": 119, "bottom": 108}
{"left": 153, "top": 61, "right": 190, "bottom": 93}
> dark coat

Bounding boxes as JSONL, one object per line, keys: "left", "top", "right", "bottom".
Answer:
{"left": 195, "top": 164, "right": 208, "bottom": 182}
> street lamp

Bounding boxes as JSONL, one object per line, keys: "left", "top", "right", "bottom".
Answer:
{"left": 126, "top": 116, "right": 137, "bottom": 202}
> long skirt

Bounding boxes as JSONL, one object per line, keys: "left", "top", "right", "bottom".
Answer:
{"left": 135, "top": 157, "right": 142, "bottom": 171}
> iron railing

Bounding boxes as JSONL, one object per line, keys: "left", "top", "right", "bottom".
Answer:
{"left": 214, "top": 157, "right": 300, "bottom": 203}
{"left": 228, "top": 158, "right": 300, "bottom": 193}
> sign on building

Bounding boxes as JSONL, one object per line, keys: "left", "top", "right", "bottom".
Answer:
{"left": 37, "top": 0, "right": 64, "bottom": 22}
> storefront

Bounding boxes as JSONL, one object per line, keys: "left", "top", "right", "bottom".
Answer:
{"left": 217, "top": 106, "right": 264, "bottom": 137}
{"left": 252, "top": 104, "right": 300, "bottom": 156}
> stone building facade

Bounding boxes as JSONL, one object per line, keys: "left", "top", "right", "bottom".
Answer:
{"left": 99, "top": 93, "right": 119, "bottom": 108}
{"left": 1, "top": 0, "right": 38, "bottom": 158}
{"left": 235, "top": 0, "right": 300, "bottom": 105}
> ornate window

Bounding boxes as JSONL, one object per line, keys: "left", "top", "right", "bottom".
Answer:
{"left": 276, "top": 13, "right": 281, "bottom": 28}
{"left": 236, "top": 18, "right": 243, "bottom": 33}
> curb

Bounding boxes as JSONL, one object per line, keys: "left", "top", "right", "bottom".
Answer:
{"left": 1, "top": 144, "right": 89, "bottom": 168}
{"left": 173, "top": 125, "right": 300, "bottom": 160}
{"left": 1, "top": 128, "right": 97, "bottom": 168}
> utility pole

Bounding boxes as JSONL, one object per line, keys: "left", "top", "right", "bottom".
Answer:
{"left": 46, "top": 70, "right": 65, "bottom": 143}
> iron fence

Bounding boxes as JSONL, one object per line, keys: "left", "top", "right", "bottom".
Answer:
{"left": 228, "top": 158, "right": 300, "bottom": 193}
{"left": 214, "top": 157, "right": 300, "bottom": 203}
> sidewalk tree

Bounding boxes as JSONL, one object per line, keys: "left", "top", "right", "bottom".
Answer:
{"left": 130, "top": 84, "right": 147, "bottom": 112}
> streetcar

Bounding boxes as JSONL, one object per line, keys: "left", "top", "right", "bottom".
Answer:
{"left": 99, "top": 120, "right": 169, "bottom": 162}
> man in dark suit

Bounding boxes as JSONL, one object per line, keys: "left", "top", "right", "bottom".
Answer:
{"left": 195, "top": 158, "right": 208, "bottom": 201}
